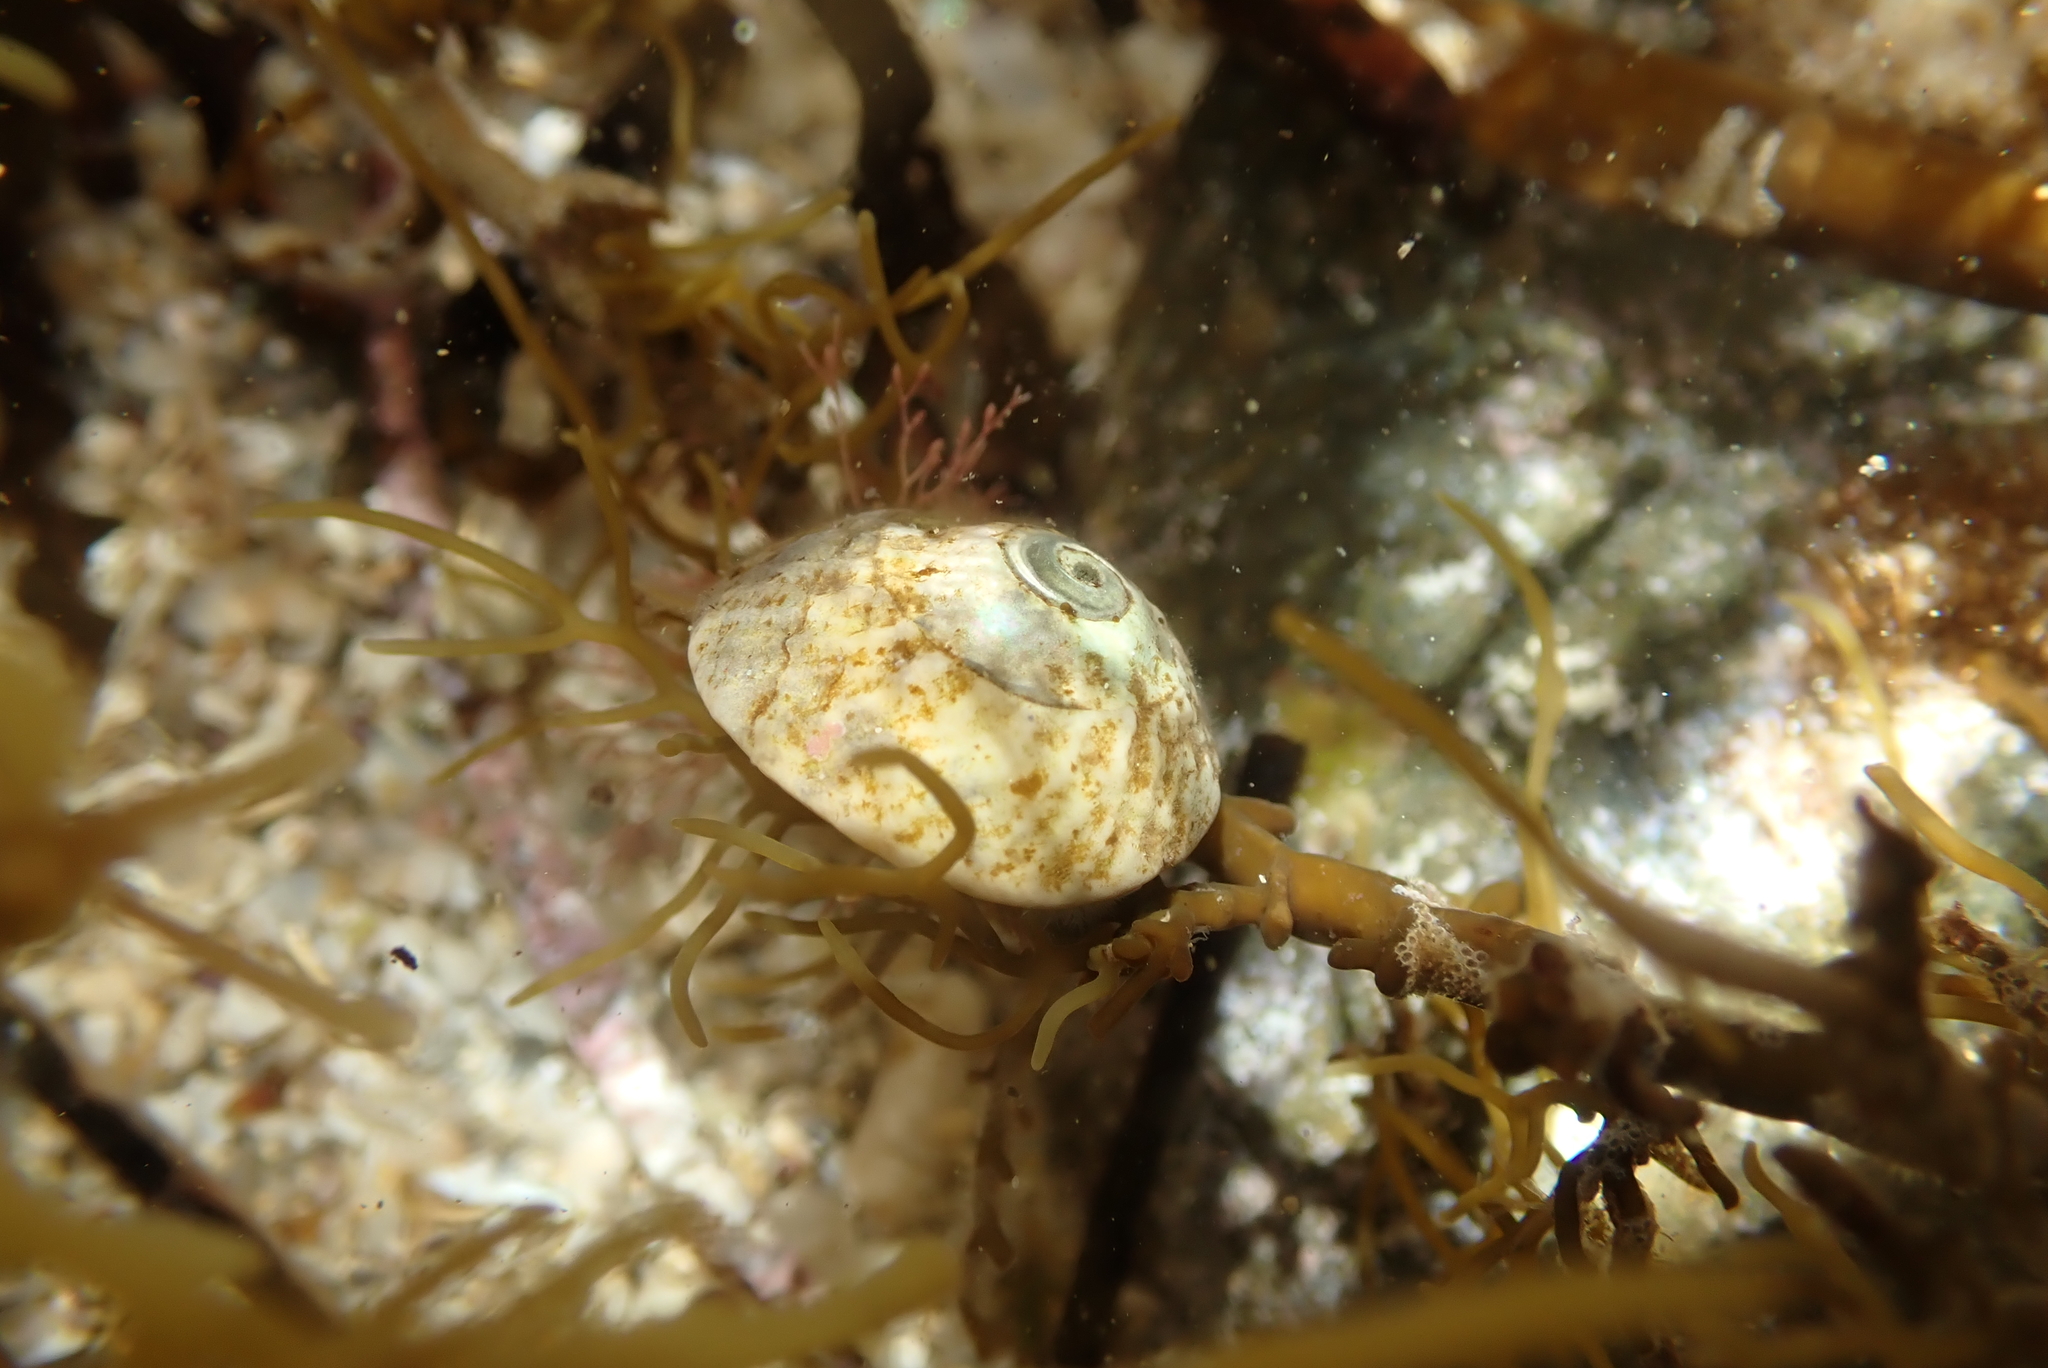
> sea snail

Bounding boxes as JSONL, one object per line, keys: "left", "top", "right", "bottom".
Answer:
{"left": 688, "top": 511, "right": 1220, "bottom": 907}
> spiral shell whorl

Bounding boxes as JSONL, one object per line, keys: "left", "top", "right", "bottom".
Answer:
{"left": 687, "top": 512, "right": 1219, "bottom": 907}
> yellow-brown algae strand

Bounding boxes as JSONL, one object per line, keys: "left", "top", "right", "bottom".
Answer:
{"left": 1201, "top": 798, "right": 1535, "bottom": 1004}
{"left": 1438, "top": 0, "right": 2048, "bottom": 314}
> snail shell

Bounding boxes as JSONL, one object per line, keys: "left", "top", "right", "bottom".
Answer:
{"left": 687, "top": 511, "right": 1219, "bottom": 907}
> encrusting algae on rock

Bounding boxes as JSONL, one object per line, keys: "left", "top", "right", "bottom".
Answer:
{"left": 1, "top": 537, "right": 410, "bottom": 1050}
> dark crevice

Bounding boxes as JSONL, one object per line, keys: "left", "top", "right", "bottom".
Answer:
{"left": 798, "top": 0, "right": 1077, "bottom": 513}
{"left": 0, "top": 991, "right": 335, "bottom": 1329}
{"left": 1049, "top": 733, "right": 1306, "bottom": 1366}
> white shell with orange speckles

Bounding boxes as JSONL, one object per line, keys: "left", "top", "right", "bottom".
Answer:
{"left": 687, "top": 511, "right": 1219, "bottom": 907}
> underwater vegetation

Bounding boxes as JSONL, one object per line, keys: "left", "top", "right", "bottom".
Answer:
{"left": 0, "top": 1135, "right": 955, "bottom": 1368}
{"left": 1, "top": 548, "right": 409, "bottom": 1051}
{"left": 8, "top": 1, "right": 2048, "bottom": 1366}
{"left": 1235, "top": 0, "right": 2048, "bottom": 317}
{"left": 20, "top": 443, "right": 2048, "bottom": 1364}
